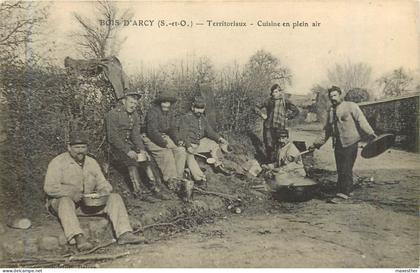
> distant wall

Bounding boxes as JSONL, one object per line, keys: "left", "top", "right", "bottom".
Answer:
{"left": 359, "top": 93, "right": 419, "bottom": 152}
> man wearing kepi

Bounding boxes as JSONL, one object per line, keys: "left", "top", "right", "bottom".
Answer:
{"left": 44, "top": 131, "right": 145, "bottom": 251}
{"left": 179, "top": 96, "right": 232, "bottom": 184}
{"left": 254, "top": 83, "right": 299, "bottom": 163}
{"left": 143, "top": 91, "right": 187, "bottom": 191}
{"left": 310, "top": 86, "right": 377, "bottom": 200}
{"left": 105, "top": 90, "right": 167, "bottom": 201}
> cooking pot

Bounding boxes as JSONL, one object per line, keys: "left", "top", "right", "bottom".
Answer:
{"left": 267, "top": 173, "right": 319, "bottom": 202}
{"left": 82, "top": 193, "right": 109, "bottom": 207}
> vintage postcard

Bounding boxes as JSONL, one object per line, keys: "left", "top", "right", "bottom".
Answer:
{"left": 0, "top": 0, "right": 419, "bottom": 270}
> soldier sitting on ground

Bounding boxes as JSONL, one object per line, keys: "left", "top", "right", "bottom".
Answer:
{"left": 143, "top": 91, "right": 192, "bottom": 200}
{"left": 178, "top": 96, "right": 233, "bottom": 185}
{"left": 104, "top": 90, "right": 169, "bottom": 201}
{"left": 44, "top": 131, "right": 145, "bottom": 251}
{"left": 262, "top": 129, "right": 306, "bottom": 178}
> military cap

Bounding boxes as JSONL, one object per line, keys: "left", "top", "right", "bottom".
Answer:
{"left": 154, "top": 90, "right": 177, "bottom": 103}
{"left": 192, "top": 96, "right": 206, "bottom": 108}
{"left": 124, "top": 89, "right": 142, "bottom": 98}
{"left": 69, "top": 131, "right": 88, "bottom": 145}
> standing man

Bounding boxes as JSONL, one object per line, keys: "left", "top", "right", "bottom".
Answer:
{"left": 178, "top": 96, "right": 232, "bottom": 184}
{"left": 255, "top": 83, "right": 299, "bottom": 163}
{"left": 310, "top": 86, "right": 377, "bottom": 200}
{"left": 105, "top": 90, "right": 167, "bottom": 201}
{"left": 143, "top": 91, "right": 187, "bottom": 191}
{"left": 44, "top": 131, "right": 145, "bottom": 251}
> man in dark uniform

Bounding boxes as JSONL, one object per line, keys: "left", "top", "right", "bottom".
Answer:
{"left": 254, "top": 83, "right": 299, "bottom": 163}
{"left": 143, "top": 91, "right": 186, "bottom": 188}
{"left": 105, "top": 90, "right": 168, "bottom": 201}
{"left": 178, "top": 96, "right": 232, "bottom": 184}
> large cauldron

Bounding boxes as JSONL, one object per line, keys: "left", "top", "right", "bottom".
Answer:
{"left": 266, "top": 172, "right": 319, "bottom": 202}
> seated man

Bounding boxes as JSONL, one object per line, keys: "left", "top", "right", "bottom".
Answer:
{"left": 265, "top": 129, "right": 306, "bottom": 178}
{"left": 143, "top": 91, "right": 187, "bottom": 192}
{"left": 178, "top": 96, "right": 232, "bottom": 183}
{"left": 105, "top": 90, "right": 167, "bottom": 201}
{"left": 44, "top": 131, "right": 145, "bottom": 251}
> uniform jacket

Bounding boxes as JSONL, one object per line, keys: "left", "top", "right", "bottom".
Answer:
{"left": 255, "top": 96, "right": 299, "bottom": 128}
{"left": 145, "top": 104, "right": 179, "bottom": 148}
{"left": 44, "top": 152, "right": 112, "bottom": 198}
{"left": 178, "top": 111, "right": 220, "bottom": 148}
{"left": 104, "top": 104, "right": 145, "bottom": 154}
{"left": 317, "top": 101, "right": 374, "bottom": 148}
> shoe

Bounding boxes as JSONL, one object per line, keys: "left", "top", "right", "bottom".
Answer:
{"left": 75, "top": 234, "right": 94, "bottom": 251}
{"left": 133, "top": 191, "right": 157, "bottom": 203}
{"left": 117, "top": 231, "right": 147, "bottom": 245}
{"left": 336, "top": 193, "right": 350, "bottom": 199}
{"left": 151, "top": 187, "right": 171, "bottom": 200}
{"left": 328, "top": 193, "right": 351, "bottom": 204}
{"left": 214, "top": 165, "right": 233, "bottom": 176}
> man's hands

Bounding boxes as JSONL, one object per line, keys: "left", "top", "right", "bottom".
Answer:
{"left": 261, "top": 113, "right": 268, "bottom": 120}
{"left": 368, "top": 133, "right": 377, "bottom": 142}
{"left": 308, "top": 143, "right": 322, "bottom": 152}
{"left": 219, "top": 137, "right": 228, "bottom": 145}
{"left": 187, "top": 146, "right": 195, "bottom": 154}
{"left": 127, "top": 150, "right": 138, "bottom": 160}
{"left": 68, "top": 188, "right": 83, "bottom": 202}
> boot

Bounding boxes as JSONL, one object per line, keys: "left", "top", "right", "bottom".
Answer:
{"left": 144, "top": 164, "right": 172, "bottom": 200}
{"left": 128, "top": 166, "right": 142, "bottom": 193}
{"left": 75, "top": 233, "right": 94, "bottom": 252}
{"left": 182, "top": 179, "right": 194, "bottom": 202}
{"left": 117, "top": 231, "right": 147, "bottom": 245}
{"left": 128, "top": 166, "right": 157, "bottom": 203}
{"left": 150, "top": 186, "right": 171, "bottom": 200}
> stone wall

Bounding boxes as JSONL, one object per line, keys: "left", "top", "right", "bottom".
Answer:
{"left": 359, "top": 93, "right": 419, "bottom": 152}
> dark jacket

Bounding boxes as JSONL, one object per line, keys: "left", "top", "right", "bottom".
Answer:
{"left": 104, "top": 104, "right": 145, "bottom": 154}
{"left": 255, "top": 97, "right": 299, "bottom": 128}
{"left": 179, "top": 111, "right": 220, "bottom": 148}
{"left": 145, "top": 104, "right": 179, "bottom": 148}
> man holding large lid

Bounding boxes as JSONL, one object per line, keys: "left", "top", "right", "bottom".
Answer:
{"left": 309, "top": 86, "right": 377, "bottom": 202}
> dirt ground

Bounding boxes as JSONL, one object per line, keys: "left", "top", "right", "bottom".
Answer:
{"left": 1, "top": 125, "right": 419, "bottom": 268}
{"left": 98, "top": 127, "right": 419, "bottom": 268}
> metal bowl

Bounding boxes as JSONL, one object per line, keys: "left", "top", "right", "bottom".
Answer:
{"left": 267, "top": 175, "right": 319, "bottom": 202}
{"left": 82, "top": 193, "right": 109, "bottom": 207}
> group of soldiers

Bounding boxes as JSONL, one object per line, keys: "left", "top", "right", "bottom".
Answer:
{"left": 43, "top": 83, "right": 376, "bottom": 251}
{"left": 43, "top": 89, "right": 232, "bottom": 251}
{"left": 104, "top": 90, "right": 233, "bottom": 200}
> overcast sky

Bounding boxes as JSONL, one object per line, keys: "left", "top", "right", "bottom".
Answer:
{"left": 45, "top": 0, "right": 420, "bottom": 95}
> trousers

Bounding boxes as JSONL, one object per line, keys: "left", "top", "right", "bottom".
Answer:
{"left": 48, "top": 193, "right": 132, "bottom": 242}
{"left": 187, "top": 138, "right": 223, "bottom": 181}
{"left": 143, "top": 135, "right": 186, "bottom": 181}
{"left": 334, "top": 141, "right": 358, "bottom": 195}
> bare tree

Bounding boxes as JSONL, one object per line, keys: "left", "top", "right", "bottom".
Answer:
{"left": 327, "top": 61, "right": 372, "bottom": 93}
{"left": 72, "top": 0, "right": 133, "bottom": 59}
{"left": 377, "top": 67, "right": 414, "bottom": 98}
{"left": 0, "top": 1, "right": 48, "bottom": 55}
{"left": 243, "top": 49, "right": 292, "bottom": 94}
